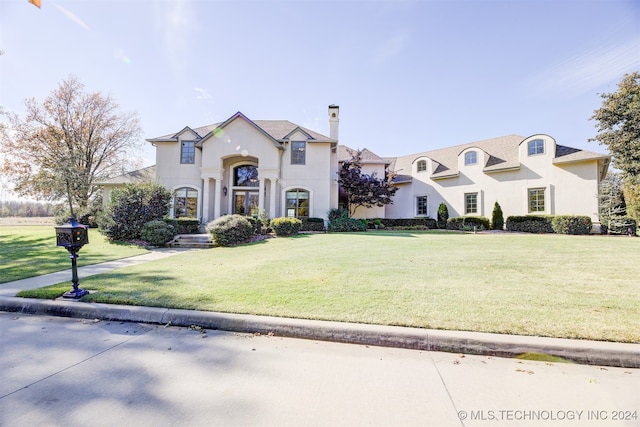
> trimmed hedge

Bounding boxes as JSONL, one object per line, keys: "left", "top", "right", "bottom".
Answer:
{"left": 328, "top": 217, "right": 367, "bottom": 232}
{"left": 206, "top": 214, "right": 254, "bottom": 246}
{"left": 506, "top": 215, "right": 554, "bottom": 233}
{"left": 376, "top": 218, "right": 437, "bottom": 229}
{"left": 446, "top": 216, "right": 490, "bottom": 231}
{"left": 551, "top": 215, "right": 592, "bottom": 235}
{"left": 164, "top": 217, "right": 200, "bottom": 234}
{"left": 141, "top": 220, "right": 176, "bottom": 246}
{"left": 301, "top": 217, "right": 325, "bottom": 232}
{"left": 270, "top": 217, "right": 302, "bottom": 236}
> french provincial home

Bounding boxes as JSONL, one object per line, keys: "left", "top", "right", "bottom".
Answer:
{"left": 100, "top": 105, "right": 610, "bottom": 228}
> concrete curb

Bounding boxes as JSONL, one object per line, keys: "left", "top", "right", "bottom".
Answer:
{"left": 1, "top": 296, "right": 639, "bottom": 369}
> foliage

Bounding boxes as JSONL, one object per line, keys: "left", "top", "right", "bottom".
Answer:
{"left": 598, "top": 172, "right": 629, "bottom": 232}
{"left": 163, "top": 217, "right": 200, "bottom": 234}
{"left": 246, "top": 216, "right": 262, "bottom": 234}
{"left": 141, "top": 220, "right": 176, "bottom": 246}
{"left": 98, "top": 183, "right": 171, "bottom": 241}
{"left": 0, "top": 76, "right": 142, "bottom": 213}
{"left": 327, "top": 217, "right": 367, "bottom": 232}
{"left": 590, "top": 72, "right": 640, "bottom": 177}
{"left": 328, "top": 208, "right": 349, "bottom": 221}
{"left": 551, "top": 215, "right": 592, "bottom": 235}
{"left": 437, "top": 202, "right": 449, "bottom": 229}
{"left": 374, "top": 218, "right": 436, "bottom": 229}
{"left": 337, "top": 149, "right": 398, "bottom": 217}
{"left": 206, "top": 214, "right": 254, "bottom": 246}
{"left": 300, "top": 217, "right": 326, "bottom": 232}
{"left": 506, "top": 215, "right": 554, "bottom": 233}
{"left": 622, "top": 175, "right": 640, "bottom": 223}
{"left": 491, "top": 201, "right": 504, "bottom": 230}
{"left": 600, "top": 217, "right": 636, "bottom": 235}
{"left": 270, "top": 217, "right": 302, "bottom": 236}
{"left": 446, "top": 216, "right": 490, "bottom": 231}
{"left": 0, "top": 200, "right": 59, "bottom": 218}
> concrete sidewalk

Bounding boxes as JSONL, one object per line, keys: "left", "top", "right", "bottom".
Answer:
{"left": 1, "top": 249, "right": 639, "bottom": 369}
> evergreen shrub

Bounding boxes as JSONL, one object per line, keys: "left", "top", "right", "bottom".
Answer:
{"left": 206, "top": 214, "right": 254, "bottom": 246}
{"left": 551, "top": 215, "right": 592, "bottom": 235}
{"left": 270, "top": 217, "right": 302, "bottom": 236}
{"left": 328, "top": 217, "right": 367, "bottom": 232}
{"left": 506, "top": 215, "right": 554, "bottom": 233}
{"left": 491, "top": 202, "right": 504, "bottom": 230}
{"left": 437, "top": 202, "right": 449, "bottom": 229}
{"left": 446, "top": 216, "right": 490, "bottom": 231}
{"left": 141, "top": 220, "right": 176, "bottom": 246}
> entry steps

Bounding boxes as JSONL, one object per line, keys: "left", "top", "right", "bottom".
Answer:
{"left": 168, "top": 234, "right": 214, "bottom": 249}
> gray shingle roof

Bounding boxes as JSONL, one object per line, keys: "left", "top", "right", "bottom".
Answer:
{"left": 147, "top": 113, "right": 336, "bottom": 144}
{"left": 96, "top": 165, "right": 156, "bottom": 185}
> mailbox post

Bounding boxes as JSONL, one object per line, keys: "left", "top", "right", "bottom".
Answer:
{"left": 55, "top": 216, "right": 89, "bottom": 299}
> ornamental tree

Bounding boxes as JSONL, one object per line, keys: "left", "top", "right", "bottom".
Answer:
{"left": 0, "top": 76, "right": 142, "bottom": 214}
{"left": 338, "top": 149, "right": 398, "bottom": 217}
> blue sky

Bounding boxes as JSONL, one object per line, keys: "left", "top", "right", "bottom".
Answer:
{"left": 1, "top": 0, "right": 639, "bottom": 171}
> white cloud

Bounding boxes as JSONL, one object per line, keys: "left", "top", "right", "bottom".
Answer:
{"left": 530, "top": 36, "right": 640, "bottom": 97}
{"left": 194, "top": 87, "right": 212, "bottom": 100}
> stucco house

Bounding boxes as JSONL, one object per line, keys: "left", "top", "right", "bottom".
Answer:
{"left": 100, "top": 105, "right": 609, "bottom": 227}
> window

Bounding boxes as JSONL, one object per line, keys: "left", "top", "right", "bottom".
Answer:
{"left": 417, "top": 160, "right": 427, "bottom": 172}
{"left": 529, "top": 188, "right": 545, "bottom": 212}
{"left": 234, "top": 165, "right": 259, "bottom": 187}
{"left": 181, "top": 141, "right": 195, "bottom": 164}
{"left": 416, "top": 196, "right": 428, "bottom": 216}
{"left": 174, "top": 187, "right": 197, "bottom": 218}
{"left": 291, "top": 141, "right": 306, "bottom": 165}
{"left": 528, "top": 139, "right": 544, "bottom": 156}
{"left": 286, "top": 189, "right": 309, "bottom": 218}
{"left": 465, "top": 151, "right": 477, "bottom": 165}
{"left": 465, "top": 193, "right": 478, "bottom": 214}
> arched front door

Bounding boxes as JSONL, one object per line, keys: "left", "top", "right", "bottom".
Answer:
{"left": 232, "top": 165, "right": 259, "bottom": 216}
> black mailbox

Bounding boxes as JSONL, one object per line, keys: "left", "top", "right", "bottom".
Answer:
{"left": 55, "top": 218, "right": 89, "bottom": 248}
{"left": 55, "top": 216, "right": 89, "bottom": 298}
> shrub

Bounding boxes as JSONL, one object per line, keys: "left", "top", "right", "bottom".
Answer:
{"left": 600, "top": 216, "right": 637, "bottom": 235}
{"left": 506, "top": 215, "right": 554, "bottom": 233}
{"left": 328, "top": 217, "right": 367, "bottom": 232}
{"left": 301, "top": 217, "right": 326, "bottom": 232}
{"left": 98, "top": 183, "right": 172, "bottom": 241}
{"left": 446, "top": 216, "right": 490, "bottom": 231}
{"left": 491, "top": 202, "right": 504, "bottom": 230}
{"left": 328, "top": 208, "right": 349, "bottom": 221}
{"left": 551, "top": 215, "right": 592, "bottom": 235}
{"left": 270, "top": 217, "right": 302, "bottom": 236}
{"left": 377, "top": 218, "right": 437, "bottom": 229}
{"left": 206, "top": 214, "right": 254, "bottom": 246}
{"left": 164, "top": 217, "right": 200, "bottom": 234}
{"left": 141, "top": 220, "right": 176, "bottom": 246}
{"left": 437, "top": 202, "right": 449, "bottom": 229}
{"left": 246, "top": 216, "right": 262, "bottom": 235}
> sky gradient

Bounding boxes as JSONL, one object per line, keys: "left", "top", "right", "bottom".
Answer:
{"left": 1, "top": 0, "right": 639, "bottom": 173}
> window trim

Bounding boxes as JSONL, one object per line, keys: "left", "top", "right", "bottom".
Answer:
{"left": 174, "top": 186, "right": 198, "bottom": 218}
{"left": 465, "top": 151, "right": 477, "bottom": 166}
{"left": 528, "top": 139, "right": 545, "bottom": 156}
{"left": 291, "top": 141, "right": 306, "bottom": 165}
{"left": 180, "top": 141, "right": 195, "bottom": 164}
{"left": 465, "top": 192, "right": 478, "bottom": 215}
{"left": 285, "top": 188, "right": 310, "bottom": 218}
{"left": 528, "top": 187, "right": 546, "bottom": 213}
{"left": 416, "top": 195, "right": 428, "bottom": 216}
{"left": 416, "top": 159, "right": 427, "bottom": 173}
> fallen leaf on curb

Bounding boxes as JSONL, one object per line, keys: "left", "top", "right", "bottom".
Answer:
{"left": 516, "top": 368, "right": 534, "bottom": 375}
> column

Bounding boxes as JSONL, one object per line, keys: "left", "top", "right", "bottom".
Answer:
{"left": 258, "top": 178, "right": 265, "bottom": 213}
{"left": 269, "top": 178, "right": 277, "bottom": 218}
{"left": 214, "top": 179, "right": 222, "bottom": 219}
{"left": 202, "top": 178, "right": 210, "bottom": 223}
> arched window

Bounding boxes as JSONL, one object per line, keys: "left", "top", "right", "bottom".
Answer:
{"left": 234, "top": 165, "right": 259, "bottom": 187}
{"left": 286, "top": 189, "right": 309, "bottom": 218}
{"left": 174, "top": 187, "right": 198, "bottom": 218}
{"left": 465, "top": 151, "right": 477, "bottom": 165}
{"left": 417, "top": 160, "right": 427, "bottom": 172}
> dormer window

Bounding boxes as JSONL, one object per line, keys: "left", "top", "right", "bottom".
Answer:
{"left": 465, "top": 151, "right": 477, "bottom": 165}
{"left": 417, "top": 160, "right": 427, "bottom": 172}
{"left": 528, "top": 139, "right": 544, "bottom": 156}
{"left": 181, "top": 141, "right": 195, "bottom": 164}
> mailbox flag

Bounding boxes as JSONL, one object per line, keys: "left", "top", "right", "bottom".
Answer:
{"left": 29, "top": 0, "right": 41, "bottom": 8}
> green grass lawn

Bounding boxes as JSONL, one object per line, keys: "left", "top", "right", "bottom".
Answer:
{"left": 0, "top": 226, "right": 149, "bottom": 283}
{"left": 14, "top": 230, "right": 640, "bottom": 343}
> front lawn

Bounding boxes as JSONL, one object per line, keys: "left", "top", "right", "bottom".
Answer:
{"left": 16, "top": 231, "right": 640, "bottom": 343}
{"left": 0, "top": 226, "right": 149, "bottom": 283}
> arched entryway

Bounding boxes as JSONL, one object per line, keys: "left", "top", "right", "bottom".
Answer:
{"left": 232, "top": 164, "right": 259, "bottom": 216}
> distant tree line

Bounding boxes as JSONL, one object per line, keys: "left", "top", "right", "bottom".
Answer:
{"left": 0, "top": 200, "right": 58, "bottom": 217}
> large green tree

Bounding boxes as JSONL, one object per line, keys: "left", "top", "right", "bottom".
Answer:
{"left": 591, "top": 72, "right": 640, "bottom": 176}
{"left": 0, "top": 76, "right": 142, "bottom": 214}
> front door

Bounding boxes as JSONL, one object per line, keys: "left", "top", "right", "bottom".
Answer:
{"left": 233, "top": 191, "right": 259, "bottom": 216}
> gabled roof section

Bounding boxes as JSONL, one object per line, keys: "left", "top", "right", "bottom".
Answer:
{"left": 553, "top": 145, "right": 610, "bottom": 164}
{"left": 96, "top": 165, "right": 156, "bottom": 185}
{"left": 338, "top": 145, "right": 389, "bottom": 164}
{"left": 147, "top": 113, "right": 336, "bottom": 147}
